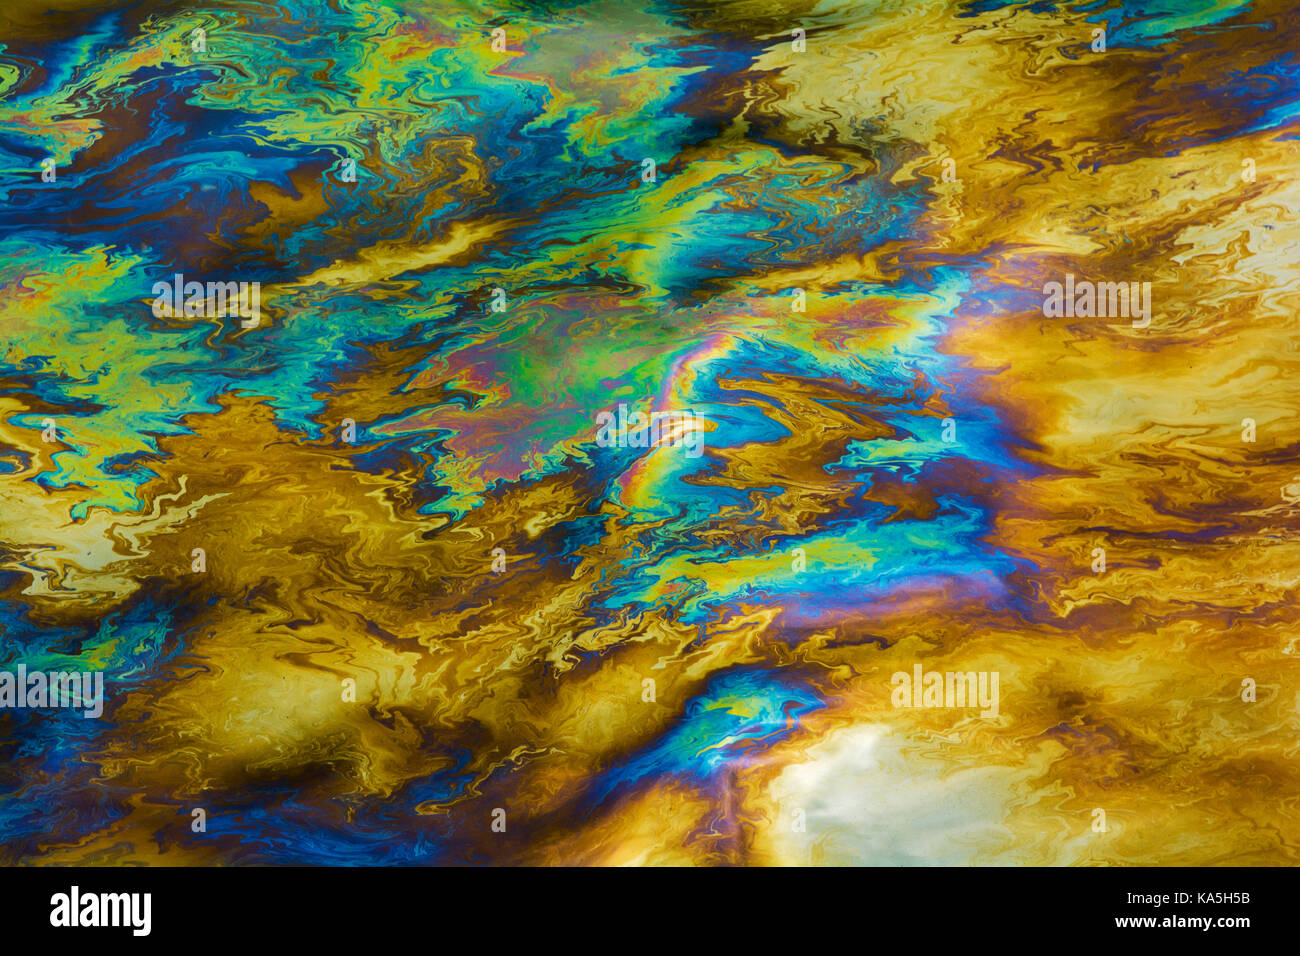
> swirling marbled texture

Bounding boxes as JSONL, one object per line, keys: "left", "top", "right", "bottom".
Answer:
{"left": 0, "top": 0, "right": 1297, "bottom": 865}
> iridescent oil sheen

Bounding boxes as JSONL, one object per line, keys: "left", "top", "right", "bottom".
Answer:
{"left": 0, "top": 0, "right": 1297, "bottom": 865}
